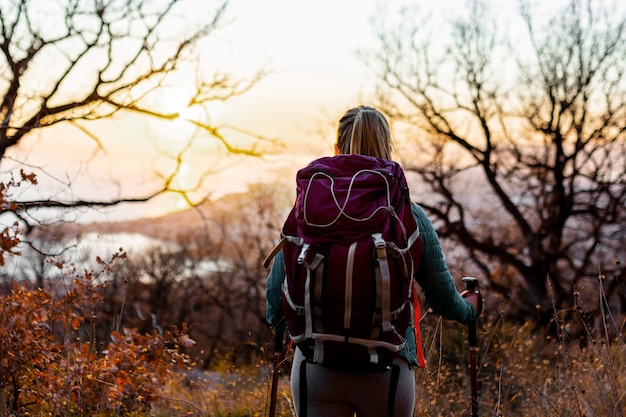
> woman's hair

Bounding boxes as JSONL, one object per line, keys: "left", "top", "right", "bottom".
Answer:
{"left": 336, "top": 105, "right": 394, "bottom": 159}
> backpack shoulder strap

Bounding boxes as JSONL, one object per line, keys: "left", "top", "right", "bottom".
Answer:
{"left": 263, "top": 238, "right": 286, "bottom": 268}
{"left": 263, "top": 235, "right": 307, "bottom": 268}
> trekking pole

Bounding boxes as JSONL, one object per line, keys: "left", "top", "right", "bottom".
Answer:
{"left": 269, "top": 329, "right": 284, "bottom": 417}
{"left": 462, "top": 277, "right": 479, "bottom": 417}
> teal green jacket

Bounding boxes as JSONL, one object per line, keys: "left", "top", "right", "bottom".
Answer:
{"left": 265, "top": 203, "right": 477, "bottom": 366}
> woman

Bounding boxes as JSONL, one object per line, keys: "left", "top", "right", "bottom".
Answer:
{"left": 266, "top": 105, "right": 483, "bottom": 417}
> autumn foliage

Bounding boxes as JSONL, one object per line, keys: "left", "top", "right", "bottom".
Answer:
{"left": 0, "top": 263, "right": 200, "bottom": 415}
{"left": 0, "top": 264, "right": 196, "bottom": 415}
{"left": 0, "top": 170, "right": 35, "bottom": 266}
{"left": 0, "top": 174, "right": 195, "bottom": 415}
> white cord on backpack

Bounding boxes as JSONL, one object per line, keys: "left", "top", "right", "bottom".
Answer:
{"left": 302, "top": 169, "right": 393, "bottom": 226}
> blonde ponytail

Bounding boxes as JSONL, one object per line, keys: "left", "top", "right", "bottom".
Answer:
{"left": 337, "top": 106, "right": 393, "bottom": 160}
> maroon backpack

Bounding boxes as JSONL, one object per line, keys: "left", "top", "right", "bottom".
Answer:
{"left": 272, "top": 154, "right": 424, "bottom": 370}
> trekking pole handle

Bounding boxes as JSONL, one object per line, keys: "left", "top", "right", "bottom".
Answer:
{"left": 463, "top": 276, "right": 478, "bottom": 292}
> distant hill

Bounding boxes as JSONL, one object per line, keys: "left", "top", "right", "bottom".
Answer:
{"left": 31, "top": 183, "right": 295, "bottom": 245}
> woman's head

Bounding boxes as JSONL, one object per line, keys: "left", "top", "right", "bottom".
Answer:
{"left": 336, "top": 105, "right": 393, "bottom": 159}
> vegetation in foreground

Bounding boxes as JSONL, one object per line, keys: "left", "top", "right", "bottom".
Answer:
{"left": 1, "top": 266, "right": 623, "bottom": 416}
{"left": 0, "top": 172, "right": 624, "bottom": 417}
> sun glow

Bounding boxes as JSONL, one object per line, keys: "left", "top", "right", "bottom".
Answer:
{"left": 178, "top": 100, "right": 226, "bottom": 126}
{"left": 146, "top": 75, "right": 228, "bottom": 127}
{"left": 177, "top": 104, "right": 203, "bottom": 122}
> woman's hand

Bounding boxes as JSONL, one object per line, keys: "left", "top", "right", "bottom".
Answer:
{"left": 460, "top": 289, "right": 484, "bottom": 317}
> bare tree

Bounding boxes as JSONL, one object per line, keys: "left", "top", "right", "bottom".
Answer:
{"left": 0, "top": 0, "right": 277, "bottom": 226}
{"left": 177, "top": 183, "right": 291, "bottom": 367}
{"left": 85, "top": 183, "right": 291, "bottom": 368}
{"left": 368, "top": 0, "right": 626, "bottom": 319}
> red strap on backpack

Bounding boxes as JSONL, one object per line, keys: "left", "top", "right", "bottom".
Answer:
{"left": 413, "top": 281, "right": 426, "bottom": 368}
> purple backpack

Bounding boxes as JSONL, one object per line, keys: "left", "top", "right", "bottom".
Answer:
{"left": 272, "top": 154, "right": 424, "bottom": 370}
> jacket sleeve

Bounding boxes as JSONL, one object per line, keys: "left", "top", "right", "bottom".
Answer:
{"left": 411, "top": 203, "right": 477, "bottom": 324}
{"left": 266, "top": 249, "right": 287, "bottom": 331}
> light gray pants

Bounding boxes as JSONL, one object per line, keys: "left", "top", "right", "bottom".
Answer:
{"left": 290, "top": 348, "right": 416, "bottom": 417}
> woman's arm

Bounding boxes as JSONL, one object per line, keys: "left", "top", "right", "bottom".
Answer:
{"left": 411, "top": 203, "right": 477, "bottom": 324}
{"left": 266, "top": 249, "right": 287, "bottom": 331}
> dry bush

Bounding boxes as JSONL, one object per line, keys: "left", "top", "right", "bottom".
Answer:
{"left": 0, "top": 253, "right": 195, "bottom": 415}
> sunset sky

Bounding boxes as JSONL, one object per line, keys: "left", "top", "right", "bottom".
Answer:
{"left": 5, "top": 0, "right": 571, "bottom": 223}
{"left": 92, "top": 0, "right": 415, "bottom": 221}
{"left": 140, "top": 0, "right": 473, "bottom": 217}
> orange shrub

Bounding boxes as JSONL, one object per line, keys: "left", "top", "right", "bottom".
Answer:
{"left": 0, "top": 259, "right": 194, "bottom": 415}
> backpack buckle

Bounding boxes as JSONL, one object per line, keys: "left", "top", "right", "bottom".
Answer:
{"left": 372, "top": 233, "right": 386, "bottom": 249}
{"left": 372, "top": 233, "right": 388, "bottom": 260}
{"left": 297, "top": 243, "right": 310, "bottom": 264}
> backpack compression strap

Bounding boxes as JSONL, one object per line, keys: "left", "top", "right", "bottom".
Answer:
{"left": 372, "top": 226, "right": 420, "bottom": 334}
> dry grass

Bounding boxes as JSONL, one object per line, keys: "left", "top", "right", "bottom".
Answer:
{"left": 150, "top": 359, "right": 294, "bottom": 417}
{"left": 415, "top": 315, "right": 624, "bottom": 417}
{"left": 413, "top": 273, "right": 626, "bottom": 417}
{"left": 147, "top": 309, "right": 623, "bottom": 417}
{"left": 150, "top": 281, "right": 625, "bottom": 417}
